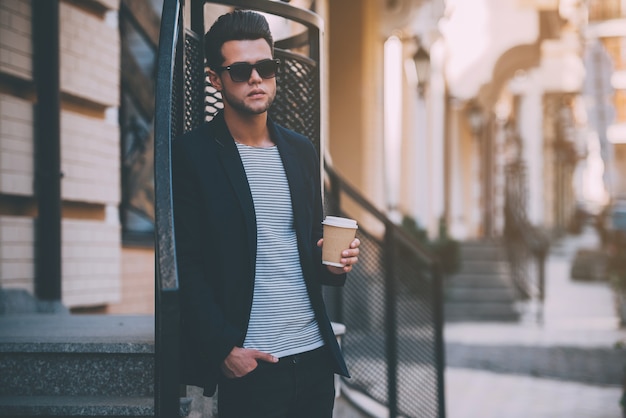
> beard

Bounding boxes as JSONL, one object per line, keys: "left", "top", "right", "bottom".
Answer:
{"left": 221, "top": 87, "right": 275, "bottom": 116}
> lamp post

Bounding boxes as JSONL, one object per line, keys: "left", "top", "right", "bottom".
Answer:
{"left": 466, "top": 100, "right": 484, "bottom": 138}
{"left": 413, "top": 45, "right": 430, "bottom": 96}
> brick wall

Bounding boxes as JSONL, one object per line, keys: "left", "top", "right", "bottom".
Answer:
{"left": 62, "top": 219, "right": 121, "bottom": 307}
{"left": 59, "top": 2, "right": 120, "bottom": 106}
{"left": 0, "top": 216, "right": 34, "bottom": 292}
{"left": 61, "top": 111, "right": 120, "bottom": 205}
{"left": 0, "top": 0, "right": 125, "bottom": 310}
{"left": 0, "top": 94, "right": 33, "bottom": 196}
{"left": 107, "top": 247, "right": 155, "bottom": 314}
{"left": 0, "top": 0, "right": 32, "bottom": 80}
{"left": 0, "top": 216, "right": 124, "bottom": 308}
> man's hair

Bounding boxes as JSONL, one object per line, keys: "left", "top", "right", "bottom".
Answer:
{"left": 204, "top": 10, "right": 274, "bottom": 70}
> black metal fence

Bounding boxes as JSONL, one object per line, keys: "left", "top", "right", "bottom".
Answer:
{"left": 504, "top": 160, "right": 549, "bottom": 322}
{"left": 155, "top": 0, "right": 445, "bottom": 416}
{"left": 326, "top": 167, "right": 445, "bottom": 418}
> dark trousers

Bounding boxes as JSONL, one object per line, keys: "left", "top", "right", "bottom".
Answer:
{"left": 217, "top": 346, "right": 336, "bottom": 418}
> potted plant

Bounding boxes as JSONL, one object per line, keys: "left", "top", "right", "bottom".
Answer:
{"left": 400, "top": 216, "right": 460, "bottom": 276}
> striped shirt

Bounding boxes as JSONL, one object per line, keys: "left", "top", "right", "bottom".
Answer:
{"left": 236, "top": 142, "right": 324, "bottom": 358}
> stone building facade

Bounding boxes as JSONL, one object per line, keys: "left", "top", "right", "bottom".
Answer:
{"left": 0, "top": 0, "right": 153, "bottom": 313}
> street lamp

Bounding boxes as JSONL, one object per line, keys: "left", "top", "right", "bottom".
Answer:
{"left": 413, "top": 45, "right": 430, "bottom": 96}
{"left": 466, "top": 101, "right": 484, "bottom": 138}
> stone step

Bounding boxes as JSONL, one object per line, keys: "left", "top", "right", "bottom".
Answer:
{"left": 0, "top": 314, "right": 190, "bottom": 417}
{"left": 444, "top": 238, "right": 520, "bottom": 321}
{"left": 0, "top": 395, "right": 192, "bottom": 418}
{"left": 456, "top": 260, "right": 509, "bottom": 275}
{"left": 444, "top": 303, "right": 519, "bottom": 322}
{"left": 445, "top": 287, "right": 517, "bottom": 303}
{"left": 0, "top": 315, "right": 154, "bottom": 397}
{"left": 446, "top": 274, "right": 513, "bottom": 288}
{"left": 459, "top": 243, "right": 506, "bottom": 261}
{"left": 0, "top": 349, "right": 154, "bottom": 397}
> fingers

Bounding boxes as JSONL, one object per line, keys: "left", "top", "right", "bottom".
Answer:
{"left": 252, "top": 349, "right": 278, "bottom": 363}
{"left": 222, "top": 347, "right": 277, "bottom": 379}
{"left": 339, "top": 238, "right": 360, "bottom": 259}
{"left": 321, "top": 237, "right": 360, "bottom": 273}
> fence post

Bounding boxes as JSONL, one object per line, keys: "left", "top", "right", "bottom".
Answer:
{"left": 154, "top": 0, "right": 182, "bottom": 416}
{"left": 324, "top": 168, "right": 343, "bottom": 322}
{"left": 433, "top": 263, "right": 447, "bottom": 418}
{"left": 536, "top": 249, "right": 547, "bottom": 324}
{"left": 384, "top": 222, "right": 398, "bottom": 417}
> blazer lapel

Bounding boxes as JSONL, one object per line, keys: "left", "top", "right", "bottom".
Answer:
{"left": 212, "top": 114, "right": 257, "bottom": 270}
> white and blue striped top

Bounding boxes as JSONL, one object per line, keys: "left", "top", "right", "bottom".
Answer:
{"left": 236, "top": 142, "right": 324, "bottom": 358}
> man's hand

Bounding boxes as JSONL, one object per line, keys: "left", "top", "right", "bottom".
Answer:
{"left": 221, "top": 346, "right": 278, "bottom": 379}
{"left": 317, "top": 237, "right": 361, "bottom": 274}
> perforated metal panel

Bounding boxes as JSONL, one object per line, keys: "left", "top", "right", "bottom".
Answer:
{"left": 338, "top": 223, "right": 442, "bottom": 418}
{"left": 323, "top": 162, "right": 445, "bottom": 417}
{"left": 271, "top": 51, "right": 320, "bottom": 150}
{"left": 183, "top": 31, "right": 206, "bottom": 133}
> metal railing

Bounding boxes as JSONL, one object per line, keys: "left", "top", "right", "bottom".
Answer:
{"left": 325, "top": 166, "right": 446, "bottom": 418}
{"left": 504, "top": 161, "right": 549, "bottom": 322}
{"left": 154, "top": 0, "right": 182, "bottom": 416}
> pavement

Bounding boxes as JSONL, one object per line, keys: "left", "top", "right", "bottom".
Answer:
{"left": 335, "top": 225, "right": 626, "bottom": 417}
{"left": 444, "top": 226, "right": 626, "bottom": 418}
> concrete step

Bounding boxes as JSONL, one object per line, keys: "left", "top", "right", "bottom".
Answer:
{"left": 444, "top": 239, "right": 520, "bottom": 322}
{"left": 0, "top": 396, "right": 153, "bottom": 417}
{"left": 456, "top": 260, "right": 509, "bottom": 275}
{"left": 0, "top": 314, "right": 190, "bottom": 417}
{"left": 444, "top": 303, "right": 519, "bottom": 322}
{"left": 0, "top": 396, "right": 192, "bottom": 418}
{"left": 459, "top": 242, "right": 506, "bottom": 261}
{"left": 0, "top": 349, "right": 154, "bottom": 397}
{"left": 0, "top": 315, "right": 154, "bottom": 397}
{"left": 445, "top": 287, "right": 517, "bottom": 303}
{"left": 446, "top": 274, "right": 513, "bottom": 288}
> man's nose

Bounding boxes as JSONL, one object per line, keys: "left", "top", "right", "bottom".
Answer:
{"left": 249, "top": 67, "right": 262, "bottom": 82}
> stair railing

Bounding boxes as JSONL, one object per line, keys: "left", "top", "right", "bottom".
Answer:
{"left": 504, "top": 160, "right": 550, "bottom": 322}
{"left": 325, "top": 165, "right": 446, "bottom": 418}
{"left": 154, "top": 0, "right": 182, "bottom": 416}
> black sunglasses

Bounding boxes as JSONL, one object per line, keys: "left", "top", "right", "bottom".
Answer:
{"left": 217, "top": 59, "right": 281, "bottom": 83}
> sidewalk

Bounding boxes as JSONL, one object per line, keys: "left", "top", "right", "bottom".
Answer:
{"left": 444, "top": 226, "right": 626, "bottom": 418}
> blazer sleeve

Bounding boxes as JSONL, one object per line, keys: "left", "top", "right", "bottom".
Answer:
{"left": 306, "top": 140, "right": 347, "bottom": 287}
{"left": 172, "top": 137, "right": 244, "bottom": 366}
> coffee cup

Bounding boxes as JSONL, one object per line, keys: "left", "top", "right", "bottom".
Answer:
{"left": 322, "top": 216, "right": 358, "bottom": 267}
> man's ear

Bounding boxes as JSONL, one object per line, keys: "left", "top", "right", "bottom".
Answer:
{"left": 207, "top": 67, "right": 222, "bottom": 91}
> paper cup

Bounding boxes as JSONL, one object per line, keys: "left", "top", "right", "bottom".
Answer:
{"left": 322, "top": 216, "right": 358, "bottom": 267}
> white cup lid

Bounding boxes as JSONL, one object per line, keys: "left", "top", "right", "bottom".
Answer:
{"left": 322, "top": 216, "right": 358, "bottom": 228}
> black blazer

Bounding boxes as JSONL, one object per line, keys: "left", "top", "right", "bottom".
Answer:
{"left": 172, "top": 112, "right": 349, "bottom": 396}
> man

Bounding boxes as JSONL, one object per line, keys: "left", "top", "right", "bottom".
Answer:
{"left": 172, "top": 10, "right": 360, "bottom": 418}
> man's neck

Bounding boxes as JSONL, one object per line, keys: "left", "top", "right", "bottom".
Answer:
{"left": 224, "top": 110, "right": 273, "bottom": 148}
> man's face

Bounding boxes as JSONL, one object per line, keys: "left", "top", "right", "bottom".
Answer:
{"left": 209, "top": 39, "right": 276, "bottom": 116}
